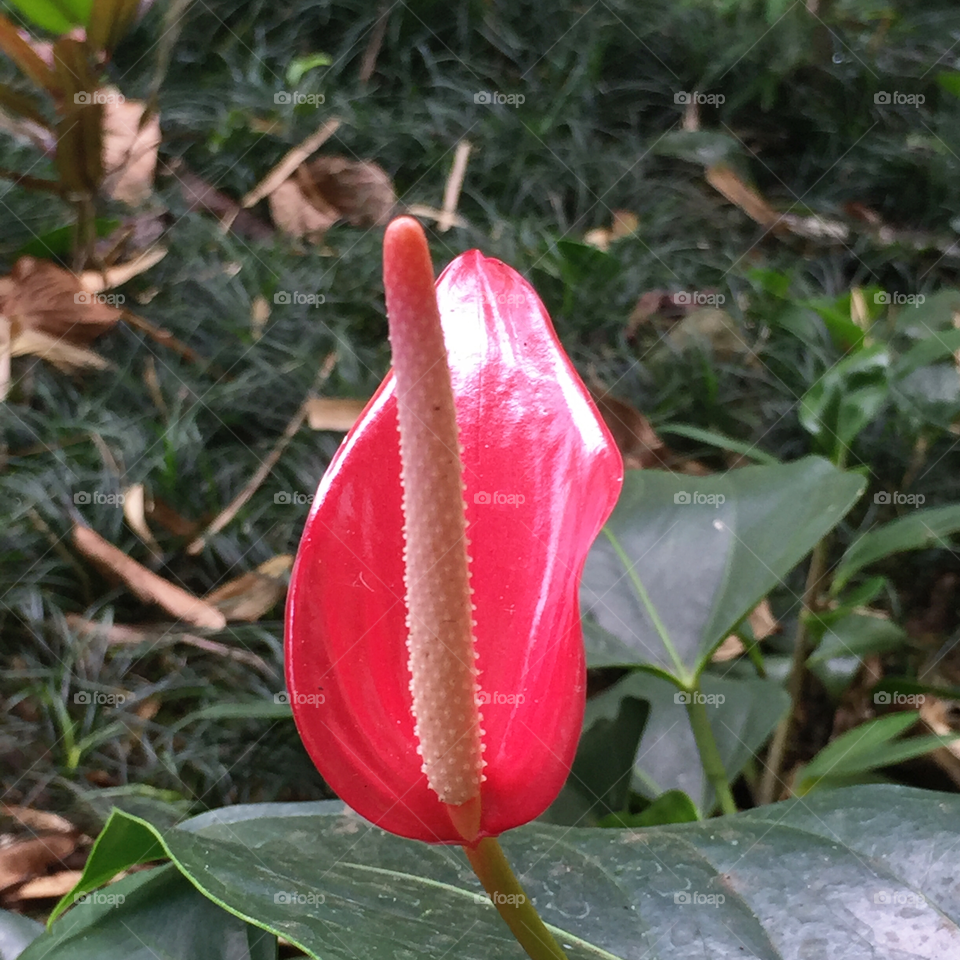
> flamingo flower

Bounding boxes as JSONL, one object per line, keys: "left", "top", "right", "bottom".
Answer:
{"left": 285, "top": 217, "right": 622, "bottom": 846}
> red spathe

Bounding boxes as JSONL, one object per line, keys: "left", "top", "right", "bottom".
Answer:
{"left": 285, "top": 248, "right": 623, "bottom": 843}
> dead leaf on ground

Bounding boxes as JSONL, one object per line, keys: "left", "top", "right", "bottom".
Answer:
{"left": 251, "top": 296, "right": 270, "bottom": 340}
{"left": 0, "top": 834, "right": 78, "bottom": 891}
{"left": 920, "top": 696, "right": 960, "bottom": 790}
{"left": 305, "top": 396, "right": 366, "bottom": 431}
{"left": 101, "top": 94, "right": 161, "bottom": 205}
{"left": 204, "top": 554, "right": 293, "bottom": 622}
{"left": 270, "top": 156, "right": 396, "bottom": 241}
{"left": 591, "top": 392, "right": 666, "bottom": 470}
{"left": 706, "top": 165, "right": 783, "bottom": 230}
{"left": 667, "top": 308, "right": 750, "bottom": 361}
{"left": 9, "top": 869, "right": 83, "bottom": 901}
{"left": 626, "top": 288, "right": 716, "bottom": 339}
{"left": 168, "top": 162, "right": 274, "bottom": 241}
{"left": 584, "top": 210, "right": 639, "bottom": 251}
{"left": 268, "top": 179, "right": 338, "bottom": 241}
{"left": 712, "top": 599, "right": 781, "bottom": 662}
{"left": 591, "top": 391, "right": 712, "bottom": 474}
{"left": 80, "top": 245, "right": 167, "bottom": 294}
{"left": 147, "top": 498, "right": 201, "bottom": 538}
{"left": 71, "top": 524, "right": 226, "bottom": 630}
{"left": 0, "top": 257, "right": 121, "bottom": 345}
{"left": 1, "top": 806, "right": 74, "bottom": 835}
{"left": 123, "top": 483, "right": 161, "bottom": 561}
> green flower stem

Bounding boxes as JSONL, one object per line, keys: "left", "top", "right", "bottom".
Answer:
{"left": 685, "top": 691, "right": 738, "bottom": 816}
{"left": 758, "top": 536, "right": 830, "bottom": 805}
{"left": 464, "top": 837, "right": 569, "bottom": 960}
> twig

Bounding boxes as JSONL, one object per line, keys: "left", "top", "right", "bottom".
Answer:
{"left": 438, "top": 140, "right": 471, "bottom": 233}
{"left": 359, "top": 2, "right": 390, "bottom": 84}
{"left": 66, "top": 614, "right": 276, "bottom": 677}
{"left": 121, "top": 310, "right": 209, "bottom": 367}
{"left": 72, "top": 523, "right": 227, "bottom": 630}
{"left": 186, "top": 354, "right": 337, "bottom": 554}
{"left": 241, "top": 118, "right": 341, "bottom": 209}
{"left": 758, "top": 537, "right": 830, "bottom": 804}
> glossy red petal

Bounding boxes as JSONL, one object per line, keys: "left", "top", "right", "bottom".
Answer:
{"left": 285, "top": 249, "right": 622, "bottom": 844}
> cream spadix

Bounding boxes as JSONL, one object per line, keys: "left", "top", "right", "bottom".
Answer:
{"left": 382, "top": 217, "right": 485, "bottom": 824}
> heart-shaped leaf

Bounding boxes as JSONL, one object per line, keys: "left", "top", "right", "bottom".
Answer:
{"left": 0, "top": 910, "right": 42, "bottom": 960}
{"left": 597, "top": 670, "right": 789, "bottom": 813}
{"left": 64, "top": 786, "right": 960, "bottom": 959}
{"left": 580, "top": 458, "right": 864, "bottom": 681}
{"left": 20, "top": 865, "right": 276, "bottom": 960}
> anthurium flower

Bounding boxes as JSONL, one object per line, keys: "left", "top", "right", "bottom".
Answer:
{"left": 285, "top": 217, "right": 622, "bottom": 845}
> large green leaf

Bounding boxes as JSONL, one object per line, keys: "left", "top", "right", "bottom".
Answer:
{"left": 543, "top": 692, "right": 649, "bottom": 825}
{"left": 602, "top": 671, "right": 789, "bottom": 813}
{"left": 73, "top": 787, "right": 960, "bottom": 959}
{"left": 6, "top": 0, "right": 92, "bottom": 33}
{"left": 833, "top": 504, "right": 960, "bottom": 591}
{"left": 0, "top": 911, "right": 42, "bottom": 960}
{"left": 580, "top": 459, "right": 864, "bottom": 681}
{"left": 20, "top": 865, "right": 276, "bottom": 960}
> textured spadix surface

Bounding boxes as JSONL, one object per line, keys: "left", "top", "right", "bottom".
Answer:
{"left": 285, "top": 242, "right": 622, "bottom": 842}
{"left": 384, "top": 218, "right": 483, "bottom": 809}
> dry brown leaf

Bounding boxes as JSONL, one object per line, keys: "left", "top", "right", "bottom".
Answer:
{"left": 712, "top": 599, "right": 781, "bottom": 662}
{"left": 748, "top": 598, "right": 780, "bottom": 641}
{"left": 10, "top": 328, "right": 110, "bottom": 372}
{"left": 147, "top": 498, "right": 200, "bottom": 538}
{"left": 0, "top": 834, "right": 77, "bottom": 891}
{"left": 268, "top": 179, "right": 338, "bottom": 241}
{"left": 80, "top": 245, "right": 167, "bottom": 293}
{"left": 299, "top": 156, "right": 395, "bottom": 226}
{"left": 71, "top": 524, "right": 226, "bottom": 630}
{"left": 0, "top": 257, "right": 121, "bottom": 346}
{"left": 705, "top": 165, "right": 783, "bottom": 228}
{"left": 0, "top": 315, "right": 10, "bottom": 401}
{"left": 1, "top": 807, "right": 73, "bottom": 834}
{"left": 920, "top": 697, "right": 960, "bottom": 789}
{"left": 204, "top": 554, "right": 293, "bottom": 622}
{"left": 268, "top": 153, "right": 396, "bottom": 242}
{"left": 123, "top": 483, "right": 161, "bottom": 560}
{"left": 251, "top": 295, "right": 270, "bottom": 341}
{"left": 591, "top": 392, "right": 665, "bottom": 470}
{"left": 305, "top": 396, "right": 366, "bottom": 431}
{"left": 584, "top": 210, "right": 639, "bottom": 251}
{"left": 169, "top": 163, "right": 274, "bottom": 241}
{"left": 101, "top": 95, "right": 161, "bottom": 205}
{"left": 667, "top": 308, "right": 750, "bottom": 361}
{"left": 10, "top": 869, "right": 83, "bottom": 901}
